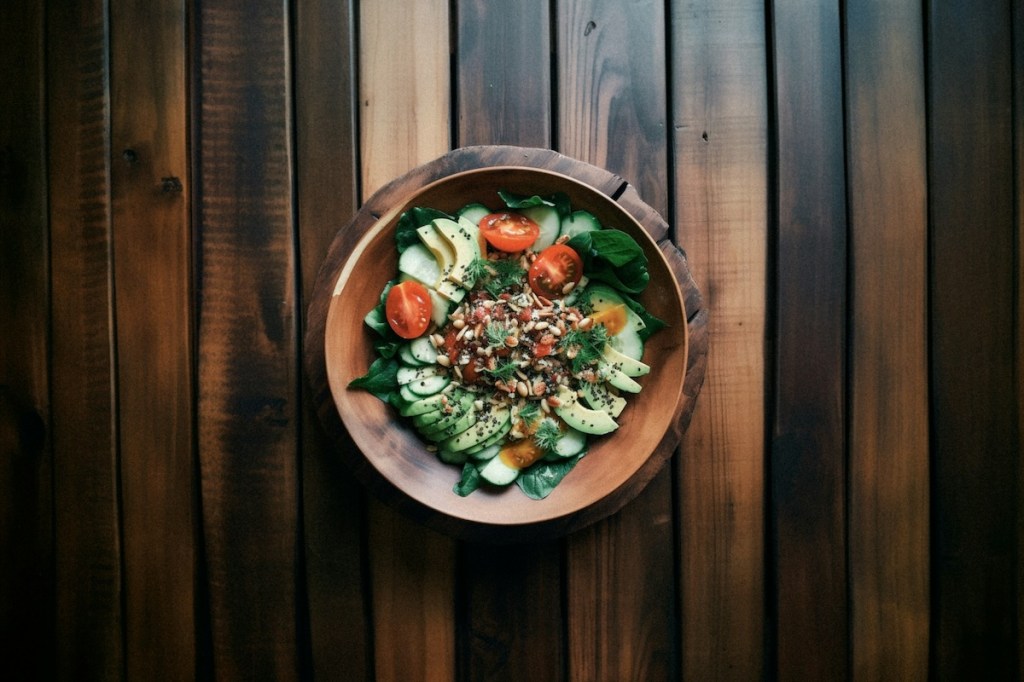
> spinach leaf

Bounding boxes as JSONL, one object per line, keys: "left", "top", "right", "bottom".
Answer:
{"left": 567, "top": 228, "right": 650, "bottom": 294}
{"left": 497, "top": 189, "right": 572, "bottom": 218}
{"left": 516, "top": 453, "right": 585, "bottom": 499}
{"left": 347, "top": 356, "right": 400, "bottom": 402}
{"left": 453, "top": 462, "right": 482, "bottom": 497}
{"left": 619, "top": 291, "right": 667, "bottom": 342}
{"left": 395, "top": 206, "right": 452, "bottom": 252}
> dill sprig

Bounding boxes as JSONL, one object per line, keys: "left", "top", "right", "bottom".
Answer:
{"left": 483, "top": 360, "right": 518, "bottom": 382}
{"left": 480, "top": 257, "right": 526, "bottom": 297}
{"left": 484, "top": 321, "right": 508, "bottom": 347}
{"left": 560, "top": 324, "right": 610, "bottom": 372}
{"left": 533, "top": 418, "right": 562, "bottom": 452}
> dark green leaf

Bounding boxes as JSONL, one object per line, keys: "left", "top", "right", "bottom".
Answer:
{"left": 516, "top": 453, "right": 585, "bottom": 499}
{"left": 453, "top": 462, "right": 482, "bottom": 496}
{"left": 395, "top": 206, "right": 452, "bottom": 253}
{"left": 348, "top": 357, "right": 400, "bottom": 402}
{"left": 620, "top": 292, "right": 668, "bottom": 341}
{"left": 498, "top": 190, "right": 572, "bottom": 218}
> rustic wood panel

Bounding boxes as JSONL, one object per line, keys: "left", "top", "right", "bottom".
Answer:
{"left": 844, "top": 1, "right": 930, "bottom": 678}
{"left": 193, "top": 0, "right": 301, "bottom": 677}
{"left": 293, "top": 0, "right": 371, "bottom": 679}
{"left": 927, "top": 1, "right": 1018, "bottom": 677}
{"left": 359, "top": 0, "right": 451, "bottom": 196}
{"left": 109, "top": 0, "right": 194, "bottom": 677}
{"left": 768, "top": 0, "right": 849, "bottom": 678}
{"left": 453, "top": 5, "right": 564, "bottom": 681}
{"left": 455, "top": 0, "right": 551, "bottom": 148}
{"left": 671, "top": 1, "right": 768, "bottom": 678}
{"left": 557, "top": 1, "right": 678, "bottom": 679}
{"left": 0, "top": 0, "right": 52, "bottom": 676}
{"left": 46, "top": 1, "right": 125, "bottom": 679}
{"left": 358, "top": 1, "right": 456, "bottom": 678}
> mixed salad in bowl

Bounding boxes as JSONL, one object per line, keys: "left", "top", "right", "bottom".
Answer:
{"left": 348, "top": 190, "right": 666, "bottom": 499}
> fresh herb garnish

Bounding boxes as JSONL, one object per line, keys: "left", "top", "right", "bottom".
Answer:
{"left": 484, "top": 321, "right": 508, "bottom": 347}
{"left": 560, "top": 324, "right": 610, "bottom": 372}
{"left": 517, "top": 400, "right": 540, "bottom": 428}
{"left": 479, "top": 257, "right": 526, "bottom": 297}
{"left": 484, "top": 360, "right": 519, "bottom": 382}
{"left": 533, "top": 418, "right": 562, "bottom": 452}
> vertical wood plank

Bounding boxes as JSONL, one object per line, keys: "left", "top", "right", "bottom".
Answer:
{"left": 46, "top": 0, "right": 124, "bottom": 678}
{"left": 453, "top": 3, "right": 564, "bottom": 681}
{"left": 0, "top": 0, "right": 52, "bottom": 677}
{"left": 844, "top": 1, "right": 930, "bottom": 678}
{"left": 670, "top": 1, "right": 768, "bottom": 678}
{"left": 1015, "top": 0, "right": 1024, "bottom": 671}
{"left": 927, "top": 1, "right": 1018, "bottom": 677}
{"left": 109, "top": 0, "right": 195, "bottom": 677}
{"left": 557, "top": 1, "right": 678, "bottom": 679}
{"left": 293, "top": 0, "right": 371, "bottom": 679}
{"left": 358, "top": 1, "right": 456, "bottom": 679}
{"left": 455, "top": 0, "right": 551, "bottom": 147}
{"left": 359, "top": 0, "right": 450, "bottom": 196}
{"left": 194, "top": 0, "right": 300, "bottom": 677}
{"left": 768, "top": 1, "right": 848, "bottom": 678}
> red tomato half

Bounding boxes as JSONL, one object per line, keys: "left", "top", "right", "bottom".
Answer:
{"left": 385, "top": 280, "right": 432, "bottom": 339}
{"left": 528, "top": 244, "right": 583, "bottom": 298}
{"left": 479, "top": 212, "right": 540, "bottom": 252}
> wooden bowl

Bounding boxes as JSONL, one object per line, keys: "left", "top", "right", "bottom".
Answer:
{"left": 306, "top": 147, "right": 704, "bottom": 542}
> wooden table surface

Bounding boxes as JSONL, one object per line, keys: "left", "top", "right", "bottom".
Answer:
{"left": 1, "top": 0, "right": 1021, "bottom": 680}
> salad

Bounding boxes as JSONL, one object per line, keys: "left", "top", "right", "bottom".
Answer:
{"left": 349, "top": 190, "right": 665, "bottom": 499}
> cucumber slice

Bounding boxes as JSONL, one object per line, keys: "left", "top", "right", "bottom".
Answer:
{"left": 607, "top": 323, "right": 644, "bottom": 361}
{"left": 425, "top": 287, "right": 451, "bottom": 327}
{"left": 559, "top": 210, "right": 602, "bottom": 239}
{"left": 396, "top": 364, "right": 445, "bottom": 385}
{"left": 398, "top": 242, "right": 441, "bottom": 286}
{"left": 437, "top": 447, "right": 469, "bottom": 465}
{"left": 478, "top": 453, "right": 520, "bottom": 486}
{"left": 398, "top": 343, "right": 427, "bottom": 367}
{"left": 409, "top": 335, "right": 439, "bottom": 364}
{"left": 520, "top": 205, "right": 561, "bottom": 250}
{"left": 580, "top": 284, "right": 646, "bottom": 335}
{"left": 407, "top": 373, "right": 450, "bottom": 396}
{"left": 456, "top": 202, "right": 491, "bottom": 226}
{"left": 552, "top": 426, "right": 587, "bottom": 458}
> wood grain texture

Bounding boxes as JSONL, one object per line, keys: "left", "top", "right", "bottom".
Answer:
{"left": 844, "top": 1, "right": 930, "bottom": 678}
{"left": 0, "top": 1, "right": 51, "bottom": 676}
{"left": 768, "top": 1, "right": 848, "bottom": 678}
{"left": 670, "top": 1, "right": 768, "bottom": 678}
{"left": 46, "top": 0, "right": 124, "bottom": 678}
{"left": 927, "top": 1, "right": 1018, "bottom": 677}
{"left": 557, "top": 1, "right": 678, "bottom": 679}
{"left": 293, "top": 0, "right": 371, "bottom": 679}
{"left": 358, "top": 1, "right": 456, "bottom": 678}
{"left": 455, "top": 0, "right": 551, "bottom": 148}
{"left": 194, "top": 0, "right": 300, "bottom": 677}
{"left": 109, "top": 0, "right": 194, "bottom": 676}
{"left": 359, "top": 0, "right": 450, "bottom": 196}
{"left": 453, "top": 5, "right": 563, "bottom": 680}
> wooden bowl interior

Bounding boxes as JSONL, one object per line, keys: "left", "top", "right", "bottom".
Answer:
{"left": 325, "top": 167, "right": 687, "bottom": 528}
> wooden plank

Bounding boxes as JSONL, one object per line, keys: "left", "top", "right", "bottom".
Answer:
{"left": 0, "top": 0, "right": 52, "bottom": 676}
{"left": 844, "top": 1, "right": 930, "bottom": 678}
{"left": 926, "top": 1, "right": 1018, "bottom": 677}
{"left": 108, "top": 0, "right": 194, "bottom": 677}
{"left": 768, "top": 1, "right": 848, "bottom": 678}
{"left": 670, "top": 1, "right": 768, "bottom": 678}
{"left": 46, "top": 0, "right": 123, "bottom": 678}
{"left": 357, "top": 1, "right": 455, "bottom": 679}
{"left": 557, "top": 1, "right": 678, "bottom": 679}
{"left": 359, "top": 0, "right": 450, "bottom": 197}
{"left": 193, "top": 0, "right": 300, "bottom": 677}
{"left": 452, "top": 4, "right": 564, "bottom": 680}
{"left": 1015, "top": 0, "right": 1024, "bottom": 670}
{"left": 293, "top": 0, "right": 371, "bottom": 679}
{"left": 455, "top": 0, "right": 551, "bottom": 147}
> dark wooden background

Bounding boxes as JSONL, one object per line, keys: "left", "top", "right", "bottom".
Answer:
{"left": 1, "top": 0, "right": 1020, "bottom": 679}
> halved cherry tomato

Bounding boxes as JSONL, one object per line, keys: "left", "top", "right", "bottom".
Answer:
{"left": 479, "top": 212, "right": 540, "bottom": 252}
{"left": 528, "top": 244, "right": 583, "bottom": 298}
{"left": 385, "top": 280, "right": 432, "bottom": 339}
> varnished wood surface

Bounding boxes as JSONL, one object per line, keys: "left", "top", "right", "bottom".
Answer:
{"left": 2, "top": 0, "right": 1022, "bottom": 679}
